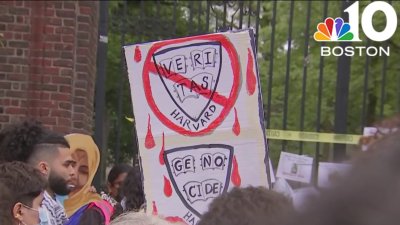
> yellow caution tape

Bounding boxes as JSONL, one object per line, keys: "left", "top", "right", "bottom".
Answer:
{"left": 266, "top": 129, "right": 361, "bottom": 145}
{"left": 125, "top": 116, "right": 361, "bottom": 144}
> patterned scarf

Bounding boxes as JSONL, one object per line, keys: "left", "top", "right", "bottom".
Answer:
{"left": 42, "top": 191, "right": 69, "bottom": 225}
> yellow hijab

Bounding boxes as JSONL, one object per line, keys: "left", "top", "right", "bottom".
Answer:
{"left": 64, "top": 133, "right": 102, "bottom": 217}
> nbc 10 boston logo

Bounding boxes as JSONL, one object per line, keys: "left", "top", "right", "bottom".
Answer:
{"left": 313, "top": 1, "right": 397, "bottom": 57}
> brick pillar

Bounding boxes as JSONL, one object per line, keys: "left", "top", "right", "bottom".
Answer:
{"left": 0, "top": 1, "right": 99, "bottom": 134}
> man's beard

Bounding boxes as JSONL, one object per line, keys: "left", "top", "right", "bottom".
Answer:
{"left": 48, "top": 171, "right": 71, "bottom": 196}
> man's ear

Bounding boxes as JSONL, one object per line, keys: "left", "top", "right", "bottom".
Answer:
{"left": 12, "top": 202, "right": 23, "bottom": 221}
{"left": 37, "top": 161, "right": 50, "bottom": 176}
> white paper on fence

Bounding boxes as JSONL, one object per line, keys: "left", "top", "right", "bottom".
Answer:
{"left": 124, "top": 30, "right": 271, "bottom": 225}
{"left": 318, "top": 162, "right": 351, "bottom": 188}
{"left": 291, "top": 186, "right": 319, "bottom": 212}
{"left": 362, "top": 126, "right": 398, "bottom": 151}
{"left": 276, "top": 152, "right": 313, "bottom": 183}
{"left": 363, "top": 127, "right": 378, "bottom": 136}
{"left": 362, "top": 127, "right": 378, "bottom": 151}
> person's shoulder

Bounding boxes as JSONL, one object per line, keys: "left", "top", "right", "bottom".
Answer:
{"left": 78, "top": 206, "right": 105, "bottom": 225}
{"left": 100, "top": 191, "right": 118, "bottom": 207}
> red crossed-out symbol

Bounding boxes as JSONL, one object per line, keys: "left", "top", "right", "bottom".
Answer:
{"left": 143, "top": 34, "right": 240, "bottom": 136}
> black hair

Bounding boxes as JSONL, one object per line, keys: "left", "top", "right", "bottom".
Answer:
{"left": 37, "top": 132, "right": 70, "bottom": 148}
{"left": 29, "top": 133, "right": 71, "bottom": 164}
{"left": 0, "top": 120, "right": 46, "bottom": 163}
{"left": 0, "top": 120, "right": 69, "bottom": 164}
{"left": 0, "top": 161, "right": 46, "bottom": 208}
{"left": 108, "top": 164, "right": 133, "bottom": 184}
{"left": 0, "top": 182, "right": 13, "bottom": 225}
{"left": 121, "top": 167, "right": 145, "bottom": 212}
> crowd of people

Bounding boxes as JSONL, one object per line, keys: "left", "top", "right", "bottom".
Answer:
{"left": 0, "top": 114, "right": 399, "bottom": 225}
{"left": 0, "top": 120, "right": 145, "bottom": 225}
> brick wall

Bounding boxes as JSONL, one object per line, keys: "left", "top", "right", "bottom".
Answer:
{"left": 0, "top": 1, "right": 99, "bottom": 134}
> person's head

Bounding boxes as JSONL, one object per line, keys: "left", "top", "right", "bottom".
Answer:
{"left": 0, "top": 161, "right": 46, "bottom": 225}
{"left": 198, "top": 186, "right": 294, "bottom": 225}
{"left": 70, "top": 148, "right": 89, "bottom": 195}
{"left": 120, "top": 167, "right": 145, "bottom": 212}
{"left": 0, "top": 120, "right": 76, "bottom": 196}
{"left": 64, "top": 134, "right": 100, "bottom": 196}
{"left": 63, "top": 133, "right": 102, "bottom": 217}
{"left": 107, "top": 164, "right": 133, "bottom": 200}
{"left": 110, "top": 212, "right": 176, "bottom": 225}
{"left": 33, "top": 134, "right": 76, "bottom": 196}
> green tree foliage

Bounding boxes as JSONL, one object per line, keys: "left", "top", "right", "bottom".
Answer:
{"left": 258, "top": 1, "right": 400, "bottom": 163}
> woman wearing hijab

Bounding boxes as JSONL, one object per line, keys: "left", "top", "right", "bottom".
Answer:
{"left": 64, "top": 134, "right": 114, "bottom": 225}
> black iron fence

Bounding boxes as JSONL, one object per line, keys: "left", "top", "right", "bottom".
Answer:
{"left": 96, "top": 0, "right": 400, "bottom": 185}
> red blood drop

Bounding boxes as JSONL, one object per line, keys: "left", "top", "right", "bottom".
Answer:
{"left": 145, "top": 114, "right": 155, "bottom": 149}
{"left": 164, "top": 176, "right": 173, "bottom": 197}
{"left": 134, "top": 45, "right": 142, "bottom": 62}
{"left": 232, "top": 107, "right": 240, "bottom": 136}
{"left": 231, "top": 155, "right": 241, "bottom": 187}
{"left": 152, "top": 201, "right": 158, "bottom": 215}
{"left": 159, "top": 132, "right": 165, "bottom": 165}
{"left": 246, "top": 48, "right": 256, "bottom": 95}
{"left": 165, "top": 216, "right": 187, "bottom": 224}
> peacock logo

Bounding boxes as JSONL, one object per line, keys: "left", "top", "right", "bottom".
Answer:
{"left": 314, "top": 17, "right": 354, "bottom": 42}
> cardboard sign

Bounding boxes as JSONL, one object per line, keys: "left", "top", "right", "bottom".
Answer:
{"left": 276, "top": 152, "right": 313, "bottom": 183}
{"left": 124, "top": 30, "right": 271, "bottom": 225}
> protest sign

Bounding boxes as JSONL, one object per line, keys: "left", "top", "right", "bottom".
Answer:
{"left": 276, "top": 152, "right": 313, "bottom": 183}
{"left": 124, "top": 30, "right": 271, "bottom": 224}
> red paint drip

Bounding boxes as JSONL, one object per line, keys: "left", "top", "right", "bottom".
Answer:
{"left": 165, "top": 216, "right": 187, "bottom": 224}
{"left": 152, "top": 201, "right": 158, "bottom": 215}
{"left": 159, "top": 132, "right": 165, "bottom": 165}
{"left": 145, "top": 114, "right": 155, "bottom": 149}
{"left": 231, "top": 155, "right": 241, "bottom": 187}
{"left": 246, "top": 48, "right": 256, "bottom": 95}
{"left": 232, "top": 107, "right": 240, "bottom": 136}
{"left": 134, "top": 45, "right": 142, "bottom": 62}
{"left": 164, "top": 175, "right": 173, "bottom": 197}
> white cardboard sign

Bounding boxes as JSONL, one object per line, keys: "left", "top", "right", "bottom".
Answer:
{"left": 124, "top": 30, "right": 271, "bottom": 225}
{"left": 276, "top": 152, "right": 313, "bottom": 183}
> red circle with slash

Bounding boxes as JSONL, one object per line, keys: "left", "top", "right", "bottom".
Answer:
{"left": 142, "top": 34, "right": 240, "bottom": 136}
